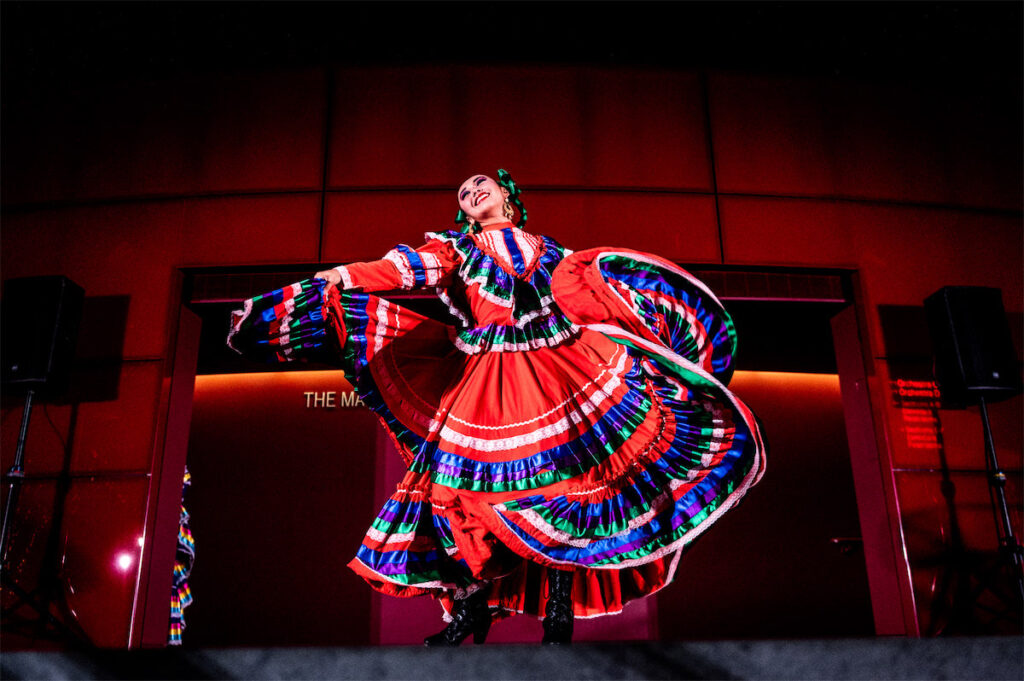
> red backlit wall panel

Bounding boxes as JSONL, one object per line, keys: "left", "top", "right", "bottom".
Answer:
{"left": 2, "top": 69, "right": 327, "bottom": 205}
{"left": 174, "top": 69, "right": 327, "bottom": 195}
{"left": 720, "top": 194, "right": 1022, "bottom": 636}
{"left": 2, "top": 195, "right": 322, "bottom": 359}
{"left": 1, "top": 202, "right": 183, "bottom": 359}
{"left": 0, "top": 361, "right": 163, "bottom": 475}
{"left": 709, "top": 73, "right": 1024, "bottom": 210}
{"left": 519, "top": 192, "right": 720, "bottom": 262}
{"left": 718, "top": 196, "right": 1024, "bottom": 357}
{"left": 321, "top": 191, "right": 459, "bottom": 263}
{"left": 322, "top": 191, "right": 720, "bottom": 265}
{"left": 179, "top": 194, "right": 323, "bottom": 267}
{"left": 328, "top": 67, "right": 712, "bottom": 190}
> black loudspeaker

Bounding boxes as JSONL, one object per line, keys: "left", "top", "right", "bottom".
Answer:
{"left": 1, "top": 276, "right": 85, "bottom": 396}
{"left": 924, "top": 286, "right": 1022, "bottom": 407}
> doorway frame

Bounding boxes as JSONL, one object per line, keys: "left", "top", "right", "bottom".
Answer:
{"left": 133, "top": 263, "right": 919, "bottom": 646}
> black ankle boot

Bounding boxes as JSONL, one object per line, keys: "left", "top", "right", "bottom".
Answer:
{"left": 424, "top": 589, "right": 491, "bottom": 646}
{"left": 541, "top": 569, "right": 574, "bottom": 645}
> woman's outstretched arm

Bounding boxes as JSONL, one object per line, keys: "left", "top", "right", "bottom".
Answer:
{"left": 314, "top": 238, "right": 459, "bottom": 293}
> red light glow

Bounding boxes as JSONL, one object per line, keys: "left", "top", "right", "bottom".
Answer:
{"left": 115, "top": 552, "right": 134, "bottom": 572}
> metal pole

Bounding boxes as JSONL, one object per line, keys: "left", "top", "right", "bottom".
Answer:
{"left": 1, "top": 389, "right": 34, "bottom": 568}
{"left": 978, "top": 395, "right": 1024, "bottom": 605}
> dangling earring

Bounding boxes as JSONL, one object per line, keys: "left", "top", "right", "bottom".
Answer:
{"left": 468, "top": 219, "right": 481, "bottom": 234}
{"left": 503, "top": 200, "right": 515, "bottom": 221}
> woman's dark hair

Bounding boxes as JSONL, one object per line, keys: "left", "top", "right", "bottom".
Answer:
{"left": 455, "top": 169, "right": 527, "bottom": 233}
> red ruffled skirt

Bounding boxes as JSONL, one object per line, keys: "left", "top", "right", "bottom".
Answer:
{"left": 323, "top": 248, "right": 766, "bottom": 621}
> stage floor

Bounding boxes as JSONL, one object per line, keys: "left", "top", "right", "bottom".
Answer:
{"left": 2, "top": 637, "right": 1021, "bottom": 680}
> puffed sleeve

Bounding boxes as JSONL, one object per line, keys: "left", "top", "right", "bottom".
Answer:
{"left": 330, "top": 237, "right": 460, "bottom": 293}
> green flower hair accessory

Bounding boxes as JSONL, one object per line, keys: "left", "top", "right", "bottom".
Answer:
{"left": 455, "top": 208, "right": 478, "bottom": 234}
{"left": 496, "top": 168, "right": 527, "bottom": 229}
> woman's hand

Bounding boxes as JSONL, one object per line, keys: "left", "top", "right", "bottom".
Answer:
{"left": 314, "top": 268, "right": 342, "bottom": 288}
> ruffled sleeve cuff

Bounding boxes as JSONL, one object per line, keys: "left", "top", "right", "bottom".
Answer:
{"left": 332, "top": 264, "right": 355, "bottom": 290}
{"left": 328, "top": 234, "right": 461, "bottom": 293}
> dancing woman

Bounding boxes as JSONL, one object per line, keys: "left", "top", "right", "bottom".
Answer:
{"left": 229, "top": 170, "right": 766, "bottom": 645}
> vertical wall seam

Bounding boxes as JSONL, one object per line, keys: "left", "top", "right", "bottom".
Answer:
{"left": 700, "top": 71, "right": 725, "bottom": 265}
{"left": 317, "top": 67, "right": 335, "bottom": 263}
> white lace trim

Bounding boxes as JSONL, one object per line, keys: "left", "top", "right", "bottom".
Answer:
{"left": 226, "top": 298, "right": 254, "bottom": 354}
{"left": 277, "top": 286, "right": 300, "bottom": 358}
{"left": 437, "top": 365, "right": 624, "bottom": 452}
{"left": 482, "top": 230, "right": 512, "bottom": 269}
{"left": 364, "top": 527, "right": 417, "bottom": 545}
{"left": 419, "top": 250, "right": 443, "bottom": 286}
{"left": 332, "top": 265, "right": 354, "bottom": 290}
{"left": 494, "top": 454, "right": 757, "bottom": 570}
{"left": 442, "top": 347, "right": 628, "bottom": 432}
{"left": 511, "top": 293, "right": 557, "bottom": 327}
{"left": 460, "top": 269, "right": 515, "bottom": 308}
{"left": 478, "top": 322, "right": 766, "bottom": 570}
{"left": 373, "top": 298, "right": 391, "bottom": 354}
{"left": 352, "top": 557, "right": 449, "bottom": 590}
{"left": 598, "top": 250, "right": 730, "bottom": 369}
{"left": 515, "top": 231, "right": 534, "bottom": 267}
{"left": 475, "top": 228, "right": 545, "bottom": 275}
{"left": 517, "top": 230, "right": 540, "bottom": 268}
{"left": 452, "top": 324, "right": 579, "bottom": 355}
{"left": 435, "top": 288, "right": 470, "bottom": 327}
{"left": 645, "top": 290, "right": 712, "bottom": 368}
{"left": 496, "top": 478, "right": 683, "bottom": 548}
{"left": 383, "top": 249, "right": 415, "bottom": 290}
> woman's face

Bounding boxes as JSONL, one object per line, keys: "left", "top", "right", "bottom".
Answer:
{"left": 457, "top": 174, "right": 509, "bottom": 223}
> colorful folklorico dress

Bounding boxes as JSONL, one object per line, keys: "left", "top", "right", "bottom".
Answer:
{"left": 228, "top": 220, "right": 766, "bottom": 622}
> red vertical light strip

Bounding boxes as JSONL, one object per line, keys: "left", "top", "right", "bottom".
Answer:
{"left": 832, "top": 305, "right": 920, "bottom": 635}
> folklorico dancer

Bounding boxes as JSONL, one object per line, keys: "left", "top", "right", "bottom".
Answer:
{"left": 228, "top": 169, "right": 766, "bottom": 646}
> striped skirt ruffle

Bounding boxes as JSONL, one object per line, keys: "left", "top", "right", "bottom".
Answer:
{"left": 331, "top": 249, "right": 766, "bottom": 620}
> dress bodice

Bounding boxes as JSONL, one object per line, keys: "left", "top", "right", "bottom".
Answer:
{"left": 426, "top": 225, "right": 578, "bottom": 354}
{"left": 332, "top": 221, "right": 578, "bottom": 354}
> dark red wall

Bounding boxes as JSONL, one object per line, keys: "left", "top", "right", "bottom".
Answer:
{"left": 187, "top": 372, "right": 378, "bottom": 647}
{"left": 2, "top": 65, "right": 1021, "bottom": 646}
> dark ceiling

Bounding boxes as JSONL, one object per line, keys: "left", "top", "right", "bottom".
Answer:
{"left": 2, "top": 1, "right": 1021, "bottom": 93}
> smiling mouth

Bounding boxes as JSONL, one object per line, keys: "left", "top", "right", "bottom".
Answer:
{"left": 473, "top": 192, "right": 490, "bottom": 207}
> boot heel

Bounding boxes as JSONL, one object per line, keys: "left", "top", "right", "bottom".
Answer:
{"left": 542, "top": 569, "right": 575, "bottom": 645}
{"left": 424, "top": 589, "right": 492, "bottom": 646}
